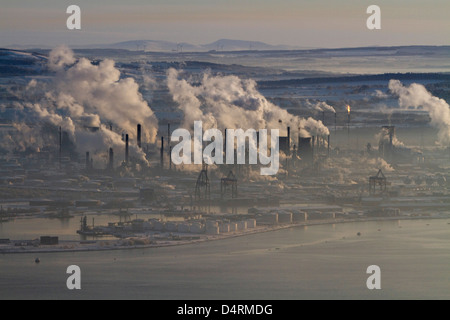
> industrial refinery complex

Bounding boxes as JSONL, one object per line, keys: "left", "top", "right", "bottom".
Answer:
{"left": 1, "top": 46, "right": 450, "bottom": 255}
{"left": 1, "top": 117, "right": 450, "bottom": 253}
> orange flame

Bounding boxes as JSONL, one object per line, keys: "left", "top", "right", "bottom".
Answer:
{"left": 347, "top": 105, "right": 351, "bottom": 114}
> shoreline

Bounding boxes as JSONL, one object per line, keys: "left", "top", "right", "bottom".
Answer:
{"left": 1, "top": 215, "right": 449, "bottom": 255}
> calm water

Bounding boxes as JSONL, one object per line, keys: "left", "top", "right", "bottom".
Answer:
{"left": 0, "top": 218, "right": 449, "bottom": 300}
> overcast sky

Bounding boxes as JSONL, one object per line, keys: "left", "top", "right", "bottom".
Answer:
{"left": 0, "top": 0, "right": 448, "bottom": 48}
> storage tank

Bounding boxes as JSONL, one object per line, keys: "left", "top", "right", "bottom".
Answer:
{"left": 256, "top": 213, "right": 278, "bottom": 225}
{"left": 206, "top": 220, "right": 219, "bottom": 228}
{"left": 206, "top": 226, "right": 220, "bottom": 235}
{"left": 142, "top": 221, "right": 152, "bottom": 230}
{"left": 237, "top": 221, "right": 247, "bottom": 231}
{"left": 147, "top": 219, "right": 157, "bottom": 230}
{"left": 229, "top": 222, "right": 238, "bottom": 232}
{"left": 219, "top": 223, "right": 230, "bottom": 233}
{"left": 278, "top": 212, "right": 293, "bottom": 224}
{"left": 246, "top": 219, "right": 257, "bottom": 229}
{"left": 292, "top": 211, "right": 307, "bottom": 222}
{"left": 321, "top": 212, "right": 336, "bottom": 220}
{"left": 177, "top": 222, "right": 191, "bottom": 233}
{"left": 153, "top": 220, "right": 165, "bottom": 231}
{"left": 165, "top": 222, "right": 178, "bottom": 232}
{"left": 307, "top": 211, "right": 324, "bottom": 220}
{"left": 190, "top": 222, "right": 205, "bottom": 234}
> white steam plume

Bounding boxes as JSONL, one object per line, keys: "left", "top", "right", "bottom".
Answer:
{"left": 389, "top": 80, "right": 450, "bottom": 146}
{"left": 48, "top": 45, "right": 76, "bottom": 71}
{"left": 2, "top": 46, "right": 158, "bottom": 165}
{"left": 48, "top": 46, "right": 158, "bottom": 144}
{"left": 307, "top": 100, "right": 336, "bottom": 113}
{"left": 375, "top": 127, "right": 405, "bottom": 148}
{"left": 167, "top": 69, "right": 329, "bottom": 137}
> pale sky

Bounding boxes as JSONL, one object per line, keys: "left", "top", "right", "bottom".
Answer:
{"left": 0, "top": 0, "right": 449, "bottom": 48}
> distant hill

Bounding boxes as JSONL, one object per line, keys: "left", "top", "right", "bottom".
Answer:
{"left": 99, "top": 40, "right": 202, "bottom": 52}
{"left": 0, "top": 48, "right": 47, "bottom": 77}
{"left": 79, "top": 39, "right": 302, "bottom": 52}
{"left": 202, "top": 39, "right": 297, "bottom": 51}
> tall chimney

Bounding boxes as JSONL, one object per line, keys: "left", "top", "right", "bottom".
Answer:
{"left": 327, "top": 135, "right": 331, "bottom": 157}
{"left": 169, "top": 146, "right": 172, "bottom": 171}
{"left": 125, "top": 134, "right": 129, "bottom": 164}
{"left": 389, "top": 127, "right": 394, "bottom": 148}
{"left": 287, "top": 127, "right": 291, "bottom": 148}
{"left": 59, "top": 126, "right": 62, "bottom": 168}
{"left": 168, "top": 123, "right": 172, "bottom": 158}
{"left": 160, "top": 136, "right": 164, "bottom": 168}
{"left": 312, "top": 136, "right": 315, "bottom": 162}
{"left": 109, "top": 148, "right": 114, "bottom": 170}
{"left": 334, "top": 112, "right": 337, "bottom": 134}
{"left": 137, "top": 124, "right": 142, "bottom": 148}
{"left": 168, "top": 123, "right": 171, "bottom": 149}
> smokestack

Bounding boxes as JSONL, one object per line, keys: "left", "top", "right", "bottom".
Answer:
{"left": 137, "top": 124, "right": 142, "bottom": 148}
{"left": 108, "top": 148, "right": 114, "bottom": 170}
{"left": 327, "top": 135, "right": 330, "bottom": 157}
{"left": 160, "top": 136, "right": 164, "bottom": 168}
{"left": 334, "top": 112, "right": 337, "bottom": 134}
{"left": 168, "top": 123, "right": 172, "bottom": 157}
{"left": 298, "top": 137, "right": 313, "bottom": 165}
{"left": 287, "top": 126, "right": 291, "bottom": 150}
{"left": 85, "top": 152, "right": 90, "bottom": 170}
{"left": 389, "top": 127, "right": 394, "bottom": 148}
{"left": 59, "top": 126, "right": 62, "bottom": 168}
{"left": 312, "top": 136, "right": 315, "bottom": 162}
{"left": 125, "top": 134, "right": 129, "bottom": 164}
{"left": 169, "top": 146, "right": 172, "bottom": 171}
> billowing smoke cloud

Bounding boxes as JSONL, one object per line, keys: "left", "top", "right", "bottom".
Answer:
{"left": 75, "top": 126, "right": 144, "bottom": 165}
{"left": 367, "top": 157, "right": 394, "bottom": 173}
{"left": 3, "top": 46, "right": 158, "bottom": 165}
{"left": 375, "top": 127, "right": 405, "bottom": 148}
{"left": 389, "top": 80, "right": 450, "bottom": 146}
{"left": 373, "top": 90, "right": 389, "bottom": 99}
{"left": 48, "top": 45, "right": 75, "bottom": 71}
{"left": 48, "top": 46, "right": 158, "bottom": 144}
{"left": 306, "top": 100, "right": 336, "bottom": 113}
{"left": 1, "top": 123, "right": 43, "bottom": 153}
{"left": 167, "top": 69, "right": 329, "bottom": 138}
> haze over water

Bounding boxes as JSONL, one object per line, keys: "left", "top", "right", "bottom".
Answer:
{"left": 1, "top": 219, "right": 448, "bottom": 300}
